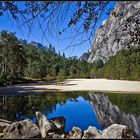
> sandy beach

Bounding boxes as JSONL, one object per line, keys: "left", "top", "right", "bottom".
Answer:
{"left": 0, "top": 78, "right": 140, "bottom": 94}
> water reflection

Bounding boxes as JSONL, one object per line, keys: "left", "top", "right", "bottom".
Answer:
{"left": 0, "top": 92, "right": 103, "bottom": 132}
{"left": 0, "top": 91, "right": 140, "bottom": 135}
{"left": 88, "top": 92, "right": 140, "bottom": 137}
{"left": 0, "top": 92, "right": 86, "bottom": 121}
{"left": 47, "top": 96, "right": 103, "bottom": 131}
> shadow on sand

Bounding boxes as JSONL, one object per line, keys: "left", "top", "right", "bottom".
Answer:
{"left": 0, "top": 83, "right": 60, "bottom": 95}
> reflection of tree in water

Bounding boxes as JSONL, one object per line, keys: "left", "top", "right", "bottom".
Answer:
{"left": 89, "top": 92, "right": 140, "bottom": 138}
{"left": 0, "top": 92, "right": 88, "bottom": 121}
{"left": 106, "top": 93, "right": 140, "bottom": 115}
{"left": 0, "top": 96, "right": 35, "bottom": 121}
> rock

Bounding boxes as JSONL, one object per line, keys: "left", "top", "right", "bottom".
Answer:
{"left": 52, "top": 134, "right": 62, "bottom": 139}
{"left": 0, "top": 119, "right": 11, "bottom": 133}
{"left": 68, "top": 127, "right": 82, "bottom": 139}
{"left": 0, "top": 133, "right": 4, "bottom": 138}
{"left": 79, "top": 52, "right": 89, "bottom": 61}
{"left": 61, "top": 133, "right": 65, "bottom": 138}
{"left": 47, "top": 132, "right": 55, "bottom": 138}
{"left": 82, "top": 126, "right": 102, "bottom": 139}
{"left": 2, "top": 119, "right": 41, "bottom": 139}
{"left": 102, "top": 124, "right": 134, "bottom": 138}
{"left": 49, "top": 116, "right": 66, "bottom": 131}
{"left": 81, "top": 1, "right": 140, "bottom": 63}
{"left": 48, "top": 132, "right": 65, "bottom": 139}
{"left": 35, "top": 111, "right": 58, "bottom": 138}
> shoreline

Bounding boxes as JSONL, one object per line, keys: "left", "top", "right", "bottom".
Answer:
{"left": 0, "top": 78, "right": 140, "bottom": 94}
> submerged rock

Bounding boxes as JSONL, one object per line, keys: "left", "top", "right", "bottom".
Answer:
{"left": 82, "top": 126, "right": 102, "bottom": 139}
{"left": 2, "top": 119, "right": 41, "bottom": 139}
{"left": 102, "top": 124, "right": 134, "bottom": 138}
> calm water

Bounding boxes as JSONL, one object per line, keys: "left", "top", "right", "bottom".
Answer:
{"left": 0, "top": 91, "right": 140, "bottom": 133}
{"left": 46, "top": 96, "right": 103, "bottom": 131}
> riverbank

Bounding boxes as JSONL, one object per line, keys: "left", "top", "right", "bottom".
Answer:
{"left": 0, "top": 79, "right": 140, "bottom": 94}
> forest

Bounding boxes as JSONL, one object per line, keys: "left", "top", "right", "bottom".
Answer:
{"left": 91, "top": 46, "right": 140, "bottom": 80}
{"left": 0, "top": 30, "right": 139, "bottom": 86}
{"left": 0, "top": 30, "right": 93, "bottom": 86}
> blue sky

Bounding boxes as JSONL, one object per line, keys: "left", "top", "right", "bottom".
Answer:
{"left": 0, "top": 1, "right": 116, "bottom": 58}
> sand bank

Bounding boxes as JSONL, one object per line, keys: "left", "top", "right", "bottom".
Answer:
{"left": 0, "top": 79, "right": 140, "bottom": 94}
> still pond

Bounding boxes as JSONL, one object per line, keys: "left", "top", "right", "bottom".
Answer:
{"left": 0, "top": 91, "right": 140, "bottom": 133}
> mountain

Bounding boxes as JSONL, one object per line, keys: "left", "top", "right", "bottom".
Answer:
{"left": 19, "top": 39, "right": 47, "bottom": 49}
{"left": 80, "top": 1, "right": 140, "bottom": 63}
{"left": 19, "top": 39, "right": 27, "bottom": 46}
{"left": 30, "top": 41, "right": 44, "bottom": 49}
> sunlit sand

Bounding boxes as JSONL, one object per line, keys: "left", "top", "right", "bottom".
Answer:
{"left": 0, "top": 79, "right": 140, "bottom": 94}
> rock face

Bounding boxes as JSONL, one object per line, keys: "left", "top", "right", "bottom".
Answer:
{"left": 2, "top": 119, "right": 41, "bottom": 139}
{"left": 81, "top": 1, "right": 140, "bottom": 63}
{"left": 36, "top": 111, "right": 57, "bottom": 138}
{"left": 79, "top": 52, "right": 89, "bottom": 61}
{"left": 0, "top": 119, "right": 11, "bottom": 133}
{"left": 102, "top": 124, "right": 134, "bottom": 138}
{"left": 89, "top": 92, "right": 140, "bottom": 138}
{"left": 67, "top": 127, "right": 82, "bottom": 139}
{"left": 30, "top": 41, "right": 44, "bottom": 49}
{"left": 49, "top": 116, "right": 66, "bottom": 131}
{"left": 35, "top": 111, "right": 66, "bottom": 138}
{"left": 82, "top": 126, "right": 102, "bottom": 139}
{"left": 52, "top": 134, "right": 62, "bottom": 139}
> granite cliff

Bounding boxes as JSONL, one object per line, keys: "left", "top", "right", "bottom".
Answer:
{"left": 80, "top": 1, "right": 140, "bottom": 63}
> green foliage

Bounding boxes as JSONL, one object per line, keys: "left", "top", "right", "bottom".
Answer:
{"left": 46, "top": 73, "right": 52, "bottom": 82}
{"left": 102, "top": 46, "right": 140, "bottom": 80}
{"left": 0, "top": 30, "right": 94, "bottom": 86}
{"left": 0, "top": 30, "right": 139, "bottom": 86}
{"left": 0, "top": 92, "right": 88, "bottom": 121}
{"left": 93, "top": 46, "right": 140, "bottom": 80}
{"left": 93, "top": 59, "right": 104, "bottom": 69}
{"left": 57, "top": 69, "right": 65, "bottom": 85}
{"left": 90, "top": 66, "right": 98, "bottom": 78}
{"left": 0, "top": 2, "right": 111, "bottom": 33}
{"left": 0, "top": 30, "right": 26, "bottom": 84}
{"left": 107, "top": 93, "right": 140, "bottom": 115}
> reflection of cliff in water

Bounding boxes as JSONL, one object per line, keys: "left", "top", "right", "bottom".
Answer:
{"left": 89, "top": 92, "right": 140, "bottom": 137}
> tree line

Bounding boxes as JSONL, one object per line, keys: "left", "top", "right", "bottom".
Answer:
{"left": 0, "top": 30, "right": 139, "bottom": 86}
{"left": 0, "top": 30, "right": 93, "bottom": 86}
{"left": 90, "top": 45, "right": 140, "bottom": 80}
